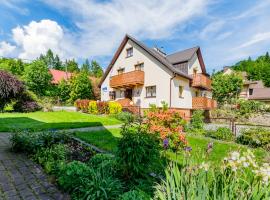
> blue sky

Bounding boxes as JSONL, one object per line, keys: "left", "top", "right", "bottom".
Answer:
{"left": 0, "top": 0, "right": 270, "bottom": 73}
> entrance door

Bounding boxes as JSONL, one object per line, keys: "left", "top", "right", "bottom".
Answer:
{"left": 125, "top": 89, "right": 132, "bottom": 99}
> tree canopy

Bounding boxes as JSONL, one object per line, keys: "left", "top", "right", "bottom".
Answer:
{"left": 89, "top": 60, "right": 103, "bottom": 77}
{"left": 231, "top": 52, "right": 270, "bottom": 87}
{"left": 0, "top": 58, "right": 25, "bottom": 76}
{"left": 39, "top": 49, "right": 63, "bottom": 70}
{"left": 212, "top": 73, "right": 243, "bottom": 104}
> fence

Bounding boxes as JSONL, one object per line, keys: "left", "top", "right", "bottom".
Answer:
{"left": 205, "top": 117, "right": 270, "bottom": 137}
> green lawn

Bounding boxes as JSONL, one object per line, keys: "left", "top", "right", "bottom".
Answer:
{"left": 74, "top": 129, "right": 269, "bottom": 164}
{"left": 0, "top": 111, "right": 122, "bottom": 132}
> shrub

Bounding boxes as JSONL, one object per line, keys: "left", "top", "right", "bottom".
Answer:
{"left": 74, "top": 99, "right": 91, "bottom": 112}
{"left": 97, "top": 101, "right": 109, "bottom": 114}
{"left": 190, "top": 110, "right": 205, "bottom": 130}
{"left": 33, "top": 144, "right": 68, "bottom": 173}
{"left": 237, "top": 128, "right": 270, "bottom": 149}
{"left": 119, "top": 190, "right": 150, "bottom": 200}
{"left": 205, "top": 127, "right": 234, "bottom": 141}
{"left": 146, "top": 109, "right": 187, "bottom": 152}
{"left": 116, "top": 123, "right": 161, "bottom": 180}
{"left": 13, "top": 89, "right": 41, "bottom": 112}
{"left": 88, "top": 101, "right": 98, "bottom": 114}
{"left": 236, "top": 99, "right": 264, "bottom": 118}
{"left": 112, "top": 112, "right": 137, "bottom": 123}
{"left": 0, "top": 70, "right": 24, "bottom": 111}
{"left": 108, "top": 101, "right": 122, "bottom": 114}
{"left": 88, "top": 153, "right": 117, "bottom": 175}
{"left": 58, "top": 161, "right": 124, "bottom": 200}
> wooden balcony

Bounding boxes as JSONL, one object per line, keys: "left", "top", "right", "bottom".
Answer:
{"left": 110, "top": 70, "right": 144, "bottom": 88}
{"left": 192, "top": 74, "right": 211, "bottom": 90}
{"left": 192, "top": 97, "right": 217, "bottom": 110}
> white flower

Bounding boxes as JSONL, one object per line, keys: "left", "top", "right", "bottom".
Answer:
{"left": 230, "top": 151, "right": 240, "bottom": 161}
{"left": 243, "top": 162, "right": 249, "bottom": 168}
{"left": 200, "top": 162, "right": 209, "bottom": 172}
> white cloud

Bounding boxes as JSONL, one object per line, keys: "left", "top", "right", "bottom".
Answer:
{"left": 1, "top": 0, "right": 29, "bottom": 15}
{"left": 236, "top": 32, "right": 270, "bottom": 49}
{"left": 42, "top": 0, "right": 210, "bottom": 58}
{"left": 0, "top": 41, "right": 16, "bottom": 57}
{"left": 11, "top": 19, "right": 67, "bottom": 60}
{"left": 199, "top": 20, "right": 225, "bottom": 39}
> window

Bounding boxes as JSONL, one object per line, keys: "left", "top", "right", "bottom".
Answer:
{"left": 126, "top": 47, "right": 133, "bottom": 57}
{"left": 179, "top": 86, "right": 184, "bottom": 98}
{"left": 135, "top": 63, "right": 144, "bottom": 71}
{"left": 120, "top": 90, "right": 125, "bottom": 98}
{"left": 146, "top": 86, "right": 156, "bottom": 98}
{"left": 117, "top": 68, "right": 125, "bottom": 75}
{"left": 249, "top": 88, "right": 253, "bottom": 95}
{"left": 109, "top": 91, "right": 115, "bottom": 100}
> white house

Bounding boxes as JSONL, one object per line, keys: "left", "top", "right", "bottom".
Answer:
{"left": 99, "top": 34, "right": 216, "bottom": 118}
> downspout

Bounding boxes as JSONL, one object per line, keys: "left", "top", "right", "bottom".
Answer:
{"left": 170, "top": 73, "right": 176, "bottom": 108}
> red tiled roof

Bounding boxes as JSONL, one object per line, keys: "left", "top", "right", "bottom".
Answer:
{"left": 49, "top": 69, "right": 73, "bottom": 84}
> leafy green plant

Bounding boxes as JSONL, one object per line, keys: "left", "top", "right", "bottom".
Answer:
{"left": 108, "top": 101, "right": 122, "bottom": 114}
{"left": 236, "top": 99, "right": 264, "bottom": 118}
{"left": 190, "top": 110, "right": 205, "bottom": 130}
{"left": 116, "top": 123, "right": 161, "bottom": 180}
{"left": 33, "top": 144, "right": 68, "bottom": 173}
{"left": 88, "top": 153, "right": 118, "bottom": 175}
{"left": 58, "top": 161, "right": 124, "bottom": 200}
{"left": 88, "top": 101, "right": 98, "bottom": 114}
{"left": 205, "top": 127, "right": 234, "bottom": 141}
{"left": 237, "top": 127, "right": 270, "bottom": 149}
{"left": 119, "top": 190, "right": 150, "bottom": 200}
{"left": 111, "top": 111, "right": 137, "bottom": 123}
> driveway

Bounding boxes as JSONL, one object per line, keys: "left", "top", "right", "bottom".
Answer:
{"left": 0, "top": 133, "right": 69, "bottom": 200}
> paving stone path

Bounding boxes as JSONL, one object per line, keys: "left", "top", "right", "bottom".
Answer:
{"left": 0, "top": 134, "right": 69, "bottom": 200}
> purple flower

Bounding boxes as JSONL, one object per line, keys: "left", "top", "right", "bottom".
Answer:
{"left": 184, "top": 146, "right": 192, "bottom": 152}
{"left": 206, "top": 142, "right": 214, "bottom": 154}
{"left": 163, "top": 138, "right": 169, "bottom": 149}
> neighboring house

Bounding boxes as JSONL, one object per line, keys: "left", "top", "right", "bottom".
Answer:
{"left": 49, "top": 69, "right": 101, "bottom": 100}
{"left": 222, "top": 67, "right": 270, "bottom": 104}
{"left": 99, "top": 34, "right": 216, "bottom": 118}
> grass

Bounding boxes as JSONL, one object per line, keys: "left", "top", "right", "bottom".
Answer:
{"left": 0, "top": 111, "right": 122, "bottom": 132}
{"left": 74, "top": 128, "right": 269, "bottom": 164}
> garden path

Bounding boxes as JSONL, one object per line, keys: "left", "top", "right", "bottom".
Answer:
{"left": 0, "top": 133, "right": 69, "bottom": 200}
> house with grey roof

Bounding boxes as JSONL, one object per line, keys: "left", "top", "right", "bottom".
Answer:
{"left": 99, "top": 34, "right": 216, "bottom": 118}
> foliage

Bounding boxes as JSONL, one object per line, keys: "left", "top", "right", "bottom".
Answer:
{"left": 74, "top": 99, "right": 91, "bottom": 112}
{"left": 39, "top": 49, "right": 63, "bottom": 70}
{"left": 64, "top": 59, "right": 79, "bottom": 72}
{"left": 69, "top": 72, "right": 94, "bottom": 102}
{"left": 205, "top": 127, "right": 234, "bottom": 141}
{"left": 236, "top": 99, "right": 265, "bottom": 118}
{"left": 81, "top": 58, "right": 91, "bottom": 74}
{"left": 112, "top": 112, "right": 137, "bottom": 123}
{"left": 0, "top": 70, "right": 24, "bottom": 111}
{"left": 108, "top": 101, "right": 122, "bottom": 114}
{"left": 237, "top": 128, "right": 270, "bottom": 149}
{"left": 232, "top": 52, "right": 270, "bottom": 87}
{"left": 13, "top": 90, "right": 41, "bottom": 112}
{"left": 23, "top": 60, "right": 52, "bottom": 96}
{"left": 10, "top": 131, "right": 69, "bottom": 154}
{"left": 97, "top": 101, "right": 109, "bottom": 114}
{"left": 88, "top": 153, "right": 118, "bottom": 175}
{"left": 89, "top": 60, "right": 103, "bottom": 78}
{"left": 0, "top": 58, "right": 25, "bottom": 76}
{"left": 190, "top": 110, "right": 204, "bottom": 130}
{"left": 146, "top": 109, "right": 187, "bottom": 151}
{"left": 119, "top": 190, "right": 150, "bottom": 200}
{"left": 57, "top": 79, "right": 71, "bottom": 103}
{"left": 33, "top": 144, "right": 68, "bottom": 173}
{"left": 154, "top": 151, "right": 270, "bottom": 200}
{"left": 58, "top": 161, "right": 124, "bottom": 200}
{"left": 212, "top": 73, "right": 243, "bottom": 104}
{"left": 88, "top": 101, "right": 98, "bottom": 114}
{"left": 116, "top": 123, "right": 161, "bottom": 180}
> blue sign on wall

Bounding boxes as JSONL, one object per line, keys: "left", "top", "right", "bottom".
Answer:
{"left": 102, "top": 87, "right": 107, "bottom": 92}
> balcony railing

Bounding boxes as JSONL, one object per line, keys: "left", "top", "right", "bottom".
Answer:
{"left": 192, "top": 74, "right": 211, "bottom": 90}
{"left": 192, "top": 97, "right": 217, "bottom": 110}
{"left": 110, "top": 70, "right": 144, "bottom": 88}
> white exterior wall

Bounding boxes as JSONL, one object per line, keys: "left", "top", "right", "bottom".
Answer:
{"left": 101, "top": 40, "right": 192, "bottom": 109}
{"left": 188, "top": 53, "right": 202, "bottom": 75}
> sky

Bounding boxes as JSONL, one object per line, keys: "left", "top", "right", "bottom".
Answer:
{"left": 0, "top": 0, "right": 270, "bottom": 73}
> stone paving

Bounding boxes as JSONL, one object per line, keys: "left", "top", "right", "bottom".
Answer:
{"left": 0, "top": 134, "right": 69, "bottom": 200}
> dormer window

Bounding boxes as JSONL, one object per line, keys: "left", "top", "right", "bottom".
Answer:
{"left": 126, "top": 47, "right": 133, "bottom": 57}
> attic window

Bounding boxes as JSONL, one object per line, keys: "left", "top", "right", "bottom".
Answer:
{"left": 126, "top": 47, "right": 133, "bottom": 57}
{"left": 118, "top": 68, "right": 125, "bottom": 75}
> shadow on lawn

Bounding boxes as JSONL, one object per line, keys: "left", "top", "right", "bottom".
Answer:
{"left": 0, "top": 117, "right": 104, "bottom": 132}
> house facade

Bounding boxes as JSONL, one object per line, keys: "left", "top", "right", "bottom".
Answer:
{"left": 99, "top": 35, "right": 216, "bottom": 118}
